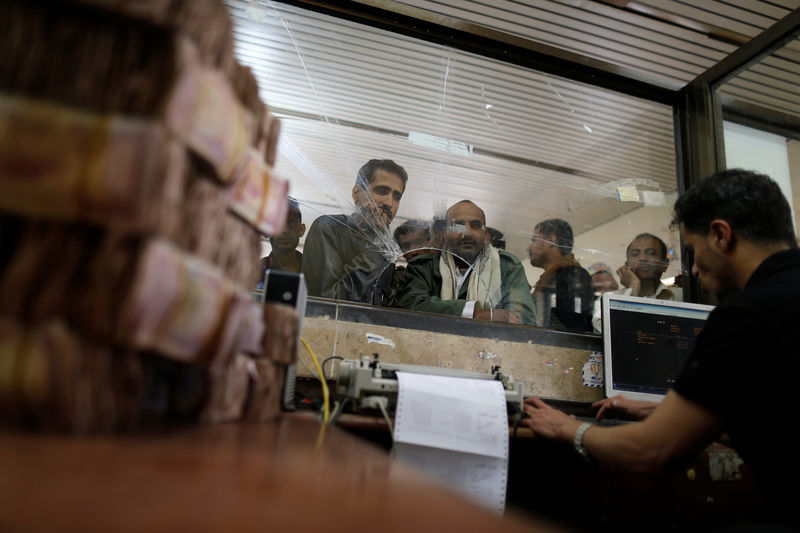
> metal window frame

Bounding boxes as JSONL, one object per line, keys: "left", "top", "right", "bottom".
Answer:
{"left": 675, "top": 7, "right": 800, "bottom": 303}
{"left": 279, "top": 0, "right": 800, "bottom": 303}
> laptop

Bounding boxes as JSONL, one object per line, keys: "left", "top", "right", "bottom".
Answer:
{"left": 601, "top": 292, "right": 714, "bottom": 403}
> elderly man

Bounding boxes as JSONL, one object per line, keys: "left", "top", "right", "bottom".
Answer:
{"left": 522, "top": 169, "right": 800, "bottom": 531}
{"left": 396, "top": 200, "right": 535, "bottom": 324}
{"left": 528, "top": 218, "right": 594, "bottom": 331}
{"left": 302, "top": 159, "right": 407, "bottom": 305}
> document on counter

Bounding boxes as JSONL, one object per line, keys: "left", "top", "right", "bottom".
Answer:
{"left": 392, "top": 372, "right": 509, "bottom": 514}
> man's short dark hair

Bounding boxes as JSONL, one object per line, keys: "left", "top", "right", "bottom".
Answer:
{"left": 288, "top": 197, "right": 301, "bottom": 221}
{"left": 535, "top": 218, "right": 574, "bottom": 255}
{"left": 356, "top": 159, "right": 408, "bottom": 189}
{"left": 672, "top": 169, "right": 796, "bottom": 247}
{"left": 626, "top": 233, "right": 667, "bottom": 260}
{"left": 393, "top": 219, "right": 430, "bottom": 243}
{"left": 487, "top": 227, "right": 505, "bottom": 249}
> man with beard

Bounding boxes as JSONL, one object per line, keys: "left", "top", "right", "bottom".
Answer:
{"left": 522, "top": 170, "right": 800, "bottom": 531}
{"left": 591, "top": 233, "right": 681, "bottom": 332}
{"left": 396, "top": 200, "right": 535, "bottom": 324}
{"left": 528, "top": 218, "right": 594, "bottom": 331}
{"left": 302, "top": 159, "right": 407, "bottom": 305}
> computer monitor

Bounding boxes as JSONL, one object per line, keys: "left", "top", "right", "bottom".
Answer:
{"left": 601, "top": 293, "right": 714, "bottom": 403}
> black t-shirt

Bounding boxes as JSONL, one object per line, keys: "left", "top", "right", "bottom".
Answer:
{"left": 673, "top": 248, "right": 800, "bottom": 527}
{"left": 532, "top": 265, "right": 594, "bottom": 332}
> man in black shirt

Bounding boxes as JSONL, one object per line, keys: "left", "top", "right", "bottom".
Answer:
{"left": 522, "top": 169, "right": 800, "bottom": 530}
{"left": 528, "top": 218, "right": 594, "bottom": 331}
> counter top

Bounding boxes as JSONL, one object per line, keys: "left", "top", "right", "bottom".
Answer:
{"left": 0, "top": 414, "right": 567, "bottom": 533}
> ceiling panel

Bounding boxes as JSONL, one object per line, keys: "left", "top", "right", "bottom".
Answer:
{"left": 391, "top": 0, "right": 800, "bottom": 115}
{"left": 391, "top": 0, "right": 731, "bottom": 84}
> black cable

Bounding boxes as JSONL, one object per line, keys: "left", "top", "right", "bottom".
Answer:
{"left": 321, "top": 356, "right": 344, "bottom": 379}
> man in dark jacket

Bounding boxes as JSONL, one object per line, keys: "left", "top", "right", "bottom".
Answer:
{"left": 302, "top": 159, "right": 407, "bottom": 305}
{"left": 528, "top": 218, "right": 594, "bottom": 331}
{"left": 396, "top": 200, "right": 535, "bottom": 325}
{"left": 522, "top": 169, "right": 800, "bottom": 530}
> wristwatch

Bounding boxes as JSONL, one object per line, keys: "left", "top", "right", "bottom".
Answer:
{"left": 574, "top": 422, "right": 593, "bottom": 462}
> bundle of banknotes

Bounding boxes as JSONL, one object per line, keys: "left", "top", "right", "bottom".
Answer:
{"left": 0, "top": 1, "right": 179, "bottom": 116}
{"left": 0, "top": 0, "right": 297, "bottom": 431}
{"left": 0, "top": 316, "right": 231, "bottom": 432}
{"left": 177, "top": 171, "right": 263, "bottom": 286}
{"left": 243, "top": 303, "right": 299, "bottom": 422}
{"left": 73, "top": 0, "right": 238, "bottom": 79}
{"left": 0, "top": 60, "right": 288, "bottom": 237}
{"left": 203, "top": 353, "right": 253, "bottom": 424}
{"left": 0, "top": 95, "right": 187, "bottom": 236}
{"left": 244, "top": 359, "right": 286, "bottom": 423}
{"left": 0, "top": 230, "right": 265, "bottom": 364}
{"left": 0, "top": 233, "right": 297, "bottom": 430}
{"left": 204, "top": 303, "right": 299, "bottom": 424}
{"left": 0, "top": 2, "right": 275, "bottom": 186}
{"left": 0, "top": 317, "right": 145, "bottom": 432}
{"left": 0, "top": 0, "right": 237, "bottom": 111}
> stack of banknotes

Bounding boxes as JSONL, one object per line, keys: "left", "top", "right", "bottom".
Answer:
{"left": 0, "top": 0, "right": 295, "bottom": 431}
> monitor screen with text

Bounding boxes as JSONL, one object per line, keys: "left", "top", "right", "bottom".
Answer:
{"left": 602, "top": 294, "right": 714, "bottom": 402}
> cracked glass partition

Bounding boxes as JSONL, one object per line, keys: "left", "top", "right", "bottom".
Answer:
{"left": 227, "top": 0, "right": 682, "bottom": 333}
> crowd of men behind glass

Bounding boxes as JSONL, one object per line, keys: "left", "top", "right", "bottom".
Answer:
{"left": 256, "top": 159, "right": 683, "bottom": 333}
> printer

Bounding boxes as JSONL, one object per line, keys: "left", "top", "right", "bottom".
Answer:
{"left": 335, "top": 356, "right": 524, "bottom": 415}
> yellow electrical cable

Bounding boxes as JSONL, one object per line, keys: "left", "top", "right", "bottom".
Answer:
{"left": 301, "top": 338, "right": 329, "bottom": 424}
{"left": 313, "top": 420, "right": 326, "bottom": 455}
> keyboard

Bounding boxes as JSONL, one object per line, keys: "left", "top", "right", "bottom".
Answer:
{"left": 540, "top": 398, "right": 634, "bottom": 426}
{"left": 576, "top": 415, "right": 632, "bottom": 427}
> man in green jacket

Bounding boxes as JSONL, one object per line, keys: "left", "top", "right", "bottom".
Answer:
{"left": 396, "top": 200, "right": 536, "bottom": 325}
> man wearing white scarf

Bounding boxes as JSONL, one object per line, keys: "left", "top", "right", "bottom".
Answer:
{"left": 438, "top": 242, "right": 503, "bottom": 315}
{"left": 396, "top": 200, "right": 535, "bottom": 324}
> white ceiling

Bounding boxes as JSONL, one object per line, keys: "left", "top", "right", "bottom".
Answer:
{"left": 225, "top": 0, "right": 799, "bottom": 258}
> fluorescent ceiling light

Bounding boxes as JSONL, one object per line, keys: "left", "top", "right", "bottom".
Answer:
{"left": 408, "top": 131, "right": 474, "bottom": 156}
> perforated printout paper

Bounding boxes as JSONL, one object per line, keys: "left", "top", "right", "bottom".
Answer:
{"left": 393, "top": 372, "right": 509, "bottom": 513}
